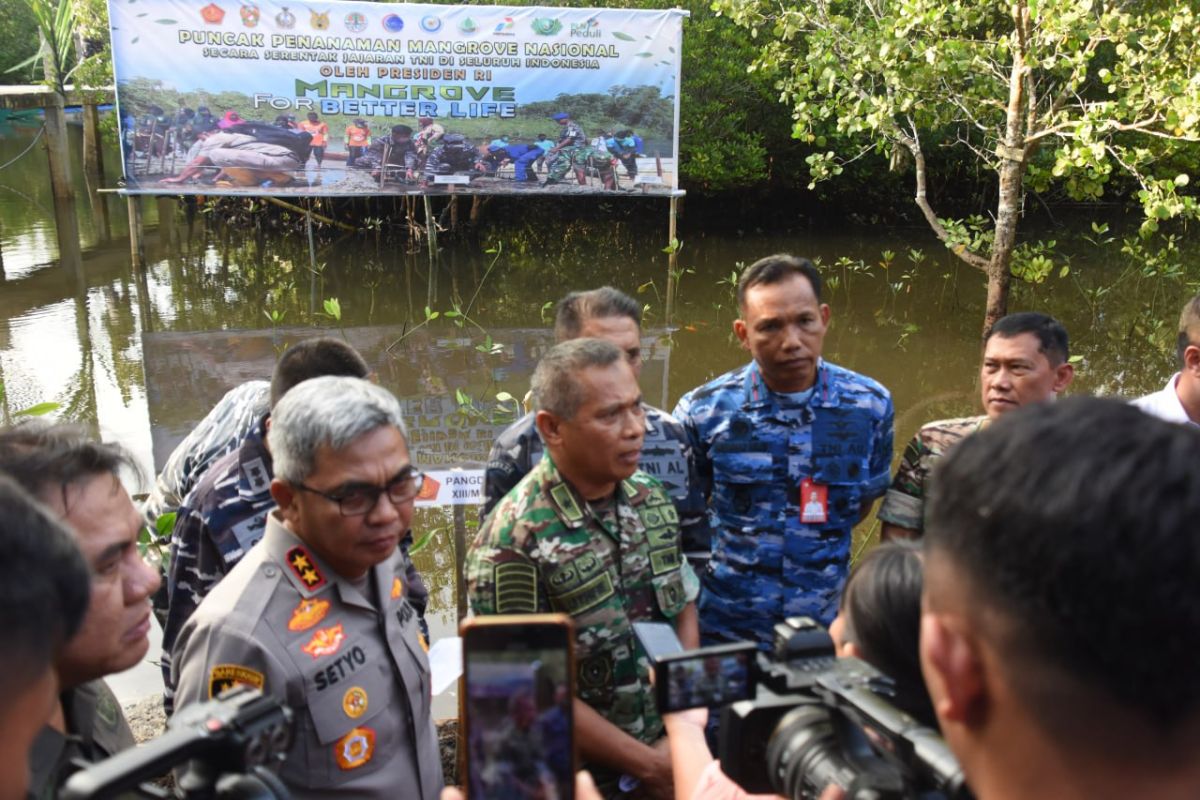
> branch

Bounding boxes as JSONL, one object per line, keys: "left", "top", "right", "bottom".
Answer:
{"left": 896, "top": 121, "right": 989, "bottom": 272}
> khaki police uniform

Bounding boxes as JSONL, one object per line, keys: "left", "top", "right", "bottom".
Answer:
{"left": 172, "top": 513, "right": 441, "bottom": 800}
{"left": 28, "top": 680, "right": 135, "bottom": 800}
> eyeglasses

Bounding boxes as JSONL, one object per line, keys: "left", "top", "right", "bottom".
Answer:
{"left": 295, "top": 469, "right": 425, "bottom": 517}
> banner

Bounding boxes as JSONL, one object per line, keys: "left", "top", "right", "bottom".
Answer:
{"left": 109, "top": 2, "right": 684, "bottom": 197}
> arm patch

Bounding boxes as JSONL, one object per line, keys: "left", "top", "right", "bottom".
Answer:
{"left": 494, "top": 561, "right": 538, "bottom": 613}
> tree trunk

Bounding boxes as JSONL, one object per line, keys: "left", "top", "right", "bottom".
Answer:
{"left": 984, "top": 0, "right": 1032, "bottom": 336}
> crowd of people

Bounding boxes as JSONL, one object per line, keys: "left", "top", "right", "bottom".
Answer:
{"left": 2, "top": 255, "right": 1199, "bottom": 800}
{"left": 126, "top": 105, "right": 648, "bottom": 190}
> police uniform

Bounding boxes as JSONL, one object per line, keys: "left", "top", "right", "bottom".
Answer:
{"left": 673, "top": 359, "right": 893, "bottom": 646}
{"left": 28, "top": 680, "right": 135, "bottom": 800}
{"left": 482, "top": 407, "right": 713, "bottom": 560}
{"left": 162, "top": 421, "right": 430, "bottom": 713}
{"left": 466, "top": 455, "right": 699, "bottom": 791}
{"left": 877, "top": 416, "right": 985, "bottom": 533}
{"left": 172, "top": 514, "right": 442, "bottom": 800}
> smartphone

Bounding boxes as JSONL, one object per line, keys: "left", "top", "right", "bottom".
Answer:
{"left": 460, "top": 614, "right": 575, "bottom": 800}
{"left": 632, "top": 621, "right": 685, "bottom": 663}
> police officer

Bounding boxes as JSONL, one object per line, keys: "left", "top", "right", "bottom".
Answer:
{"left": 484, "top": 287, "right": 712, "bottom": 567}
{"left": 468, "top": 338, "right": 700, "bottom": 800}
{"left": 0, "top": 424, "right": 161, "bottom": 798}
{"left": 673, "top": 255, "right": 894, "bottom": 647}
{"left": 162, "top": 338, "right": 429, "bottom": 713}
{"left": 172, "top": 377, "right": 441, "bottom": 800}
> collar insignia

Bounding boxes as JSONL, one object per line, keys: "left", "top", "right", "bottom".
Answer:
{"left": 286, "top": 546, "right": 326, "bottom": 590}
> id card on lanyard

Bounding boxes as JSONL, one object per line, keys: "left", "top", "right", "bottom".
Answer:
{"left": 799, "top": 477, "right": 828, "bottom": 524}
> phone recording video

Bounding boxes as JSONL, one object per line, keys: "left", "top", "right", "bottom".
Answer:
{"left": 634, "top": 621, "right": 757, "bottom": 713}
{"left": 461, "top": 614, "right": 575, "bottom": 800}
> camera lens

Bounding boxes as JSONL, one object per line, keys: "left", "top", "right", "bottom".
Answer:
{"left": 767, "top": 704, "right": 854, "bottom": 799}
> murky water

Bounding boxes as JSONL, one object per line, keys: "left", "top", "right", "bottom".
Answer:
{"left": 0, "top": 120, "right": 1188, "bottom": 714}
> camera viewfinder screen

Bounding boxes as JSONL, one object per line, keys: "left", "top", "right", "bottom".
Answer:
{"left": 664, "top": 651, "right": 753, "bottom": 711}
{"left": 465, "top": 642, "right": 573, "bottom": 799}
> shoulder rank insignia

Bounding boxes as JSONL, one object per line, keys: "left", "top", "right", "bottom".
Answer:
{"left": 390, "top": 576, "right": 403, "bottom": 600}
{"left": 209, "top": 664, "right": 265, "bottom": 698}
{"left": 549, "top": 483, "right": 583, "bottom": 523}
{"left": 286, "top": 546, "right": 326, "bottom": 591}
{"left": 301, "top": 623, "right": 345, "bottom": 659}
{"left": 334, "top": 726, "right": 376, "bottom": 770}
{"left": 287, "top": 597, "right": 330, "bottom": 632}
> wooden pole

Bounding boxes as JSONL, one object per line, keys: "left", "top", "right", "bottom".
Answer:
{"left": 82, "top": 102, "right": 105, "bottom": 179}
{"left": 127, "top": 195, "right": 146, "bottom": 270}
{"left": 665, "top": 195, "right": 679, "bottom": 325}
{"left": 423, "top": 194, "right": 438, "bottom": 307}
{"left": 43, "top": 93, "right": 74, "bottom": 204}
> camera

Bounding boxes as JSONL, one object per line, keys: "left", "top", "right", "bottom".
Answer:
{"left": 717, "top": 617, "right": 972, "bottom": 800}
{"left": 61, "top": 686, "right": 295, "bottom": 800}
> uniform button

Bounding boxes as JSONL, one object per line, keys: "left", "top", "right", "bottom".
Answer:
{"left": 264, "top": 566, "right": 278, "bottom": 578}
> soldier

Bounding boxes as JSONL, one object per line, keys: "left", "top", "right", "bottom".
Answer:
{"left": 483, "top": 287, "right": 712, "bottom": 567}
{"left": 172, "top": 376, "right": 441, "bottom": 800}
{"left": 421, "top": 134, "right": 479, "bottom": 186}
{"left": 467, "top": 338, "right": 700, "bottom": 800}
{"left": 673, "top": 254, "right": 894, "bottom": 647}
{"left": 0, "top": 476, "right": 89, "bottom": 800}
{"left": 0, "top": 423, "right": 161, "bottom": 798}
{"left": 1133, "top": 291, "right": 1200, "bottom": 425}
{"left": 162, "top": 339, "right": 429, "bottom": 712}
{"left": 353, "top": 124, "right": 420, "bottom": 183}
{"left": 878, "top": 312, "right": 1074, "bottom": 540}
{"left": 544, "top": 111, "right": 597, "bottom": 187}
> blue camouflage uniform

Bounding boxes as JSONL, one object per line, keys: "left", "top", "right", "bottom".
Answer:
{"left": 161, "top": 417, "right": 430, "bottom": 711}
{"left": 482, "top": 407, "right": 714, "bottom": 561}
{"left": 673, "top": 359, "right": 893, "bottom": 647}
{"left": 481, "top": 143, "right": 542, "bottom": 182}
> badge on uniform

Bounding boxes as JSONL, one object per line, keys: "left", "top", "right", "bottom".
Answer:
{"left": 209, "top": 664, "right": 265, "bottom": 698}
{"left": 342, "top": 686, "right": 368, "bottom": 719}
{"left": 334, "top": 726, "right": 376, "bottom": 770}
{"left": 390, "top": 576, "right": 403, "bottom": 600}
{"left": 800, "top": 478, "right": 828, "bottom": 524}
{"left": 286, "top": 546, "right": 326, "bottom": 590}
{"left": 287, "top": 598, "right": 330, "bottom": 632}
{"left": 301, "top": 623, "right": 346, "bottom": 659}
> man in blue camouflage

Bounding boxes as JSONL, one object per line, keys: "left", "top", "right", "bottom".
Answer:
{"left": 673, "top": 255, "right": 894, "bottom": 648}
{"left": 483, "top": 287, "right": 712, "bottom": 566}
{"left": 160, "top": 337, "right": 429, "bottom": 711}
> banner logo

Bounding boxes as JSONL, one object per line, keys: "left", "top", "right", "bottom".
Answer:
{"left": 200, "top": 2, "right": 223, "bottom": 23}
{"left": 344, "top": 11, "right": 366, "bottom": 31}
{"left": 457, "top": 15, "right": 477, "bottom": 34}
{"left": 382, "top": 13, "right": 403, "bottom": 32}
{"left": 532, "top": 17, "right": 562, "bottom": 36}
{"left": 309, "top": 9, "right": 329, "bottom": 29}
{"left": 239, "top": 3, "right": 260, "bottom": 27}
{"left": 420, "top": 14, "right": 441, "bottom": 32}
{"left": 570, "top": 17, "right": 601, "bottom": 38}
{"left": 274, "top": 6, "right": 294, "bottom": 27}
{"left": 492, "top": 16, "right": 515, "bottom": 35}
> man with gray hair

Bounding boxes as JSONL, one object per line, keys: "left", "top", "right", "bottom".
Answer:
{"left": 484, "top": 286, "right": 712, "bottom": 567}
{"left": 172, "top": 376, "right": 442, "bottom": 800}
{"left": 468, "top": 338, "right": 699, "bottom": 799}
{"left": 1133, "top": 291, "right": 1200, "bottom": 425}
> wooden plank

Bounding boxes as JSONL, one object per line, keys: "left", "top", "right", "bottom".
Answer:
{"left": 0, "top": 85, "right": 115, "bottom": 111}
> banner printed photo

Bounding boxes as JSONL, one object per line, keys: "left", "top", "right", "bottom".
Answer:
{"left": 109, "top": 2, "right": 684, "bottom": 197}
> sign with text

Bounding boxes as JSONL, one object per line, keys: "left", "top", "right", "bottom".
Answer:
{"left": 109, "top": 1, "right": 683, "bottom": 196}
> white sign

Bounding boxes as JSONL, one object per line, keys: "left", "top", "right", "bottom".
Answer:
{"left": 433, "top": 175, "right": 472, "bottom": 185}
{"left": 415, "top": 468, "right": 484, "bottom": 506}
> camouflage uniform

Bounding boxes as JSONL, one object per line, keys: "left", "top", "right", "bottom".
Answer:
{"left": 162, "top": 419, "right": 429, "bottom": 713}
{"left": 545, "top": 120, "right": 594, "bottom": 183}
{"left": 877, "top": 416, "right": 985, "bottom": 534}
{"left": 673, "top": 360, "right": 893, "bottom": 647}
{"left": 482, "top": 407, "right": 714, "bottom": 560}
{"left": 172, "top": 515, "right": 442, "bottom": 800}
{"left": 465, "top": 455, "right": 700, "bottom": 791}
{"left": 28, "top": 681, "right": 135, "bottom": 799}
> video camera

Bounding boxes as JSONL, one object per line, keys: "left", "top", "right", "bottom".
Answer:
{"left": 717, "top": 617, "right": 972, "bottom": 800}
{"left": 61, "top": 686, "right": 295, "bottom": 800}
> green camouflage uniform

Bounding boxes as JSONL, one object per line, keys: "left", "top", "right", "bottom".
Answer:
{"left": 466, "top": 454, "right": 699, "bottom": 791}
{"left": 877, "top": 415, "right": 986, "bottom": 533}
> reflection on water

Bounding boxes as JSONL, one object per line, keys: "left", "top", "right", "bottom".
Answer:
{"left": 0, "top": 121, "right": 1190, "bottom": 715}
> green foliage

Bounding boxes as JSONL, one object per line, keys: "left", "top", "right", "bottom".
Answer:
{"left": 7, "top": 0, "right": 78, "bottom": 94}
{"left": 715, "top": 0, "right": 1200, "bottom": 295}
{"left": 0, "top": 0, "right": 41, "bottom": 85}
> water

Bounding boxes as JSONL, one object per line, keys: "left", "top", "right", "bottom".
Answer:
{"left": 0, "top": 120, "right": 1187, "bottom": 715}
